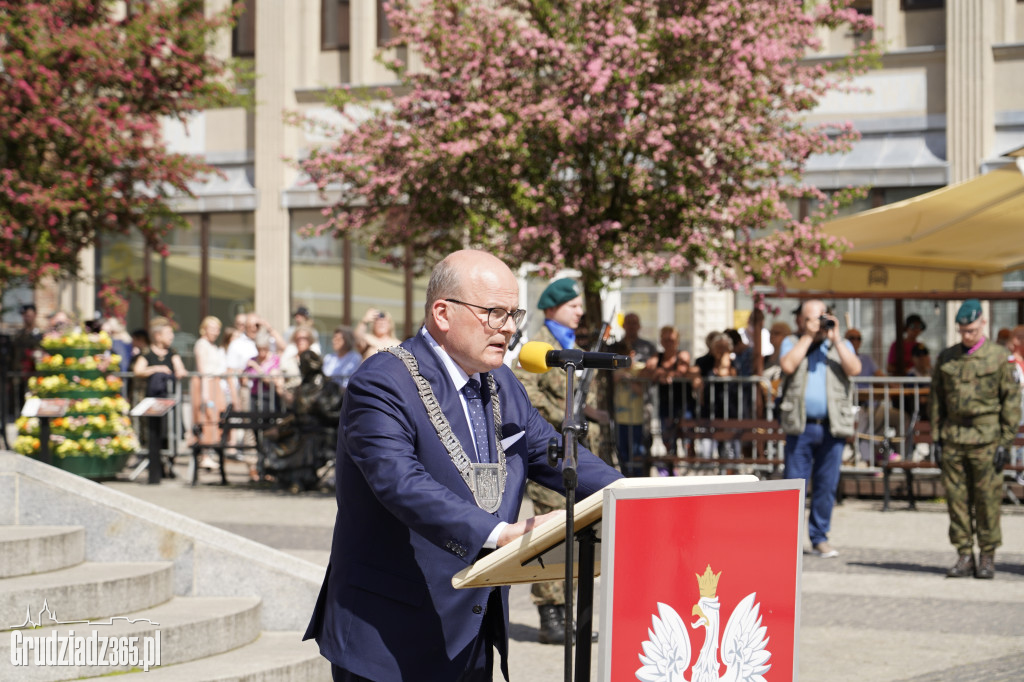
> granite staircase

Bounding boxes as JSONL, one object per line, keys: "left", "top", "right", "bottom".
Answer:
{"left": 0, "top": 525, "right": 329, "bottom": 681}
{"left": 0, "top": 454, "right": 331, "bottom": 681}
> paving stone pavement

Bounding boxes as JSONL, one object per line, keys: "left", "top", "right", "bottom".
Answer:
{"left": 105, "top": 460, "right": 1024, "bottom": 681}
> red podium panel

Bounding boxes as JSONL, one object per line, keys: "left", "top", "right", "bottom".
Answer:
{"left": 599, "top": 479, "right": 804, "bottom": 682}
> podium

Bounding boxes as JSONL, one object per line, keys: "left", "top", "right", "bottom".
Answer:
{"left": 21, "top": 398, "right": 70, "bottom": 465}
{"left": 454, "top": 476, "right": 805, "bottom": 682}
{"left": 129, "top": 397, "right": 178, "bottom": 484}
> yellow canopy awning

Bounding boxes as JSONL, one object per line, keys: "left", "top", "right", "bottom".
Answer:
{"left": 786, "top": 162, "right": 1024, "bottom": 294}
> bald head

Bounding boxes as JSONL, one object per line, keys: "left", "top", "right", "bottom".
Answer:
{"left": 424, "top": 250, "right": 520, "bottom": 375}
{"left": 425, "top": 250, "right": 516, "bottom": 319}
{"left": 794, "top": 299, "right": 826, "bottom": 337}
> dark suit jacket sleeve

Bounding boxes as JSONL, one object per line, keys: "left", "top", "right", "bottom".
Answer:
{"left": 505, "top": 366, "right": 623, "bottom": 497}
{"left": 342, "top": 353, "right": 506, "bottom": 562}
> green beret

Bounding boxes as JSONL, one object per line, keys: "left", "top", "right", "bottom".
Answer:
{"left": 955, "top": 299, "right": 982, "bottom": 325}
{"left": 537, "top": 278, "right": 581, "bottom": 310}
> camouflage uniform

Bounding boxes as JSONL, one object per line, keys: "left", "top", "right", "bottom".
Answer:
{"left": 930, "top": 338, "right": 1020, "bottom": 555}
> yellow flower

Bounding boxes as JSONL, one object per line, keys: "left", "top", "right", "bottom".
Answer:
{"left": 14, "top": 435, "right": 39, "bottom": 454}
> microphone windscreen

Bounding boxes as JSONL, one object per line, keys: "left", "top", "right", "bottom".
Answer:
{"left": 519, "top": 341, "right": 554, "bottom": 374}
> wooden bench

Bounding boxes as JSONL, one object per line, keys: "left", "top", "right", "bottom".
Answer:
{"left": 189, "top": 406, "right": 289, "bottom": 486}
{"left": 647, "top": 417, "right": 787, "bottom": 476}
{"left": 873, "top": 420, "right": 935, "bottom": 510}
{"left": 880, "top": 421, "right": 1024, "bottom": 511}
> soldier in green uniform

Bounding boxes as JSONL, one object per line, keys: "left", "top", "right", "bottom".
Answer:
{"left": 930, "top": 299, "right": 1021, "bottom": 579}
{"left": 514, "top": 278, "right": 609, "bottom": 643}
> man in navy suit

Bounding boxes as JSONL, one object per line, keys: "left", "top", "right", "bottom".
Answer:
{"left": 304, "top": 249, "right": 623, "bottom": 681}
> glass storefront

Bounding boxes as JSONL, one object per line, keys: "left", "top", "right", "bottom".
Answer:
{"left": 99, "top": 213, "right": 256, "bottom": 366}
{"left": 620, "top": 275, "right": 694, "bottom": 354}
{"left": 290, "top": 210, "right": 346, "bottom": 332}
{"left": 289, "top": 209, "right": 429, "bottom": 341}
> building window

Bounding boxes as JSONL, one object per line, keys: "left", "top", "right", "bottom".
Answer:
{"left": 849, "top": 0, "right": 872, "bottom": 40}
{"left": 901, "top": 0, "right": 943, "bottom": 9}
{"left": 232, "top": 0, "right": 256, "bottom": 57}
{"left": 377, "top": 0, "right": 391, "bottom": 47}
{"left": 322, "top": 0, "right": 351, "bottom": 50}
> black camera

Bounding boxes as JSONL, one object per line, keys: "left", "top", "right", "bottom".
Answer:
{"left": 819, "top": 315, "right": 835, "bottom": 330}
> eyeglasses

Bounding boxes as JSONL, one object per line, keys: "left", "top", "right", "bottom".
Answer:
{"left": 445, "top": 299, "right": 526, "bottom": 330}
{"left": 846, "top": 335, "right": 862, "bottom": 341}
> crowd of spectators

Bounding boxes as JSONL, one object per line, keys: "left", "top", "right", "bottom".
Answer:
{"left": 2, "top": 303, "right": 400, "bottom": 478}
{"left": 7, "top": 298, "right": 1024, "bottom": 484}
{"left": 181, "top": 307, "right": 397, "bottom": 478}
{"left": 581, "top": 308, "right": 1024, "bottom": 477}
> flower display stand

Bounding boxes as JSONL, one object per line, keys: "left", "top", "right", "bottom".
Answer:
{"left": 15, "top": 331, "right": 139, "bottom": 480}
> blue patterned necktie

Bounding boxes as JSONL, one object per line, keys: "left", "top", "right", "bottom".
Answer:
{"left": 461, "top": 377, "right": 491, "bottom": 463}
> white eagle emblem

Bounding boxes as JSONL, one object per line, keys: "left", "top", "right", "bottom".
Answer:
{"left": 636, "top": 565, "right": 771, "bottom": 682}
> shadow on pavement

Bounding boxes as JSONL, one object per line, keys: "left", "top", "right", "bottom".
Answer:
{"left": 508, "top": 622, "right": 541, "bottom": 643}
{"left": 847, "top": 558, "right": 1024, "bottom": 578}
{"left": 898, "top": 651, "right": 1024, "bottom": 682}
{"left": 845, "top": 560, "right": 948, "bottom": 576}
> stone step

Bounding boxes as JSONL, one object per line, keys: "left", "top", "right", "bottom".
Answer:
{"left": 0, "top": 561, "right": 174, "bottom": 629}
{"left": 0, "top": 595, "right": 263, "bottom": 682}
{"left": 118, "top": 631, "right": 331, "bottom": 681}
{"left": 0, "top": 526, "right": 85, "bottom": 578}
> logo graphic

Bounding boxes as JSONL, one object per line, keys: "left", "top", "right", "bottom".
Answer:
{"left": 9, "top": 599, "right": 161, "bottom": 629}
{"left": 635, "top": 565, "right": 771, "bottom": 682}
{"left": 8, "top": 600, "right": 161, "bottom": 672}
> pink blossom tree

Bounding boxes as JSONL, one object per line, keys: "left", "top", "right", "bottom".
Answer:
{"left": 0, "top": 0, "right": 243, "bottom": 290}
{"left": 300, "top": 0, "right": 874, "bottom": 304}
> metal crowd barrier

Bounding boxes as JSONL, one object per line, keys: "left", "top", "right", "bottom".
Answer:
{"left": 611, "top": 373, "right": 933, "bottom": 475}
{"left": 1, "top": 369, "right": 297, "bottom": 461}
{"left": 3, "top": 364, "right": 933, "bottom": 475}
{"left": 612, "top": 374, "right": 779, "bottom": 475}
{"left": 848, "top": 376, "right": 931, "bottom": 468}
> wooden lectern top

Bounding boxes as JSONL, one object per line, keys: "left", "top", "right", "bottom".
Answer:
{"left": 452, "top": 475, "right": 757, "bottom": 589}
{"left": 129, "top": 397, "right": 177, "bottom": 417}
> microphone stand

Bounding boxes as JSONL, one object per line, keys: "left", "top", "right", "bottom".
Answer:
{"left": 530, "top": 343, "right": 625, "bottom": 681}
{"left": 555, "top": 361, "right": 584, "bottom": 682}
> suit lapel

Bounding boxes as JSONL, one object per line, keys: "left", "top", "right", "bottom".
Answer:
{"left": 406, "top": 334, "right": 477, "bottom": 458}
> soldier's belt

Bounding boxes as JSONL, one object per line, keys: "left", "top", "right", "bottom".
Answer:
{"left": 946, "top": 414, "right": 998, "bottom": 427}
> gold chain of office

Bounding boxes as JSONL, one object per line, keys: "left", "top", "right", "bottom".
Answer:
{"left": 385, "top": 346, "right": 507, "bottom": 513}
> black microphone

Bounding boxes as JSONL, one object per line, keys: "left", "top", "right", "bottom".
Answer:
{"left": 519, "top": 341, "right": 631, "bottom": 373}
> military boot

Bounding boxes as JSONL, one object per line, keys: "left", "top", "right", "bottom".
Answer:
{"left": 537, "top": 604, "right": 566, "bottom": 645}
{"left": 946, "top": 553, "right": 975, "bottom": 578}
{"left": 558, "top": 606, "right": 599, "bottom": 643}
{"left": 976, "top": 553, "right": 996, "bottom": 579}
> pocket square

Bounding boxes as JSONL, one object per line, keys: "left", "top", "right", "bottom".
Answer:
{"left": 499, "top": 431, "right": 525, "bottom": 449}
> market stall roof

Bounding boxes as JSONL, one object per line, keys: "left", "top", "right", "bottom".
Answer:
{"left": 785, "top": 160, "right": 1024, "bottom": 294}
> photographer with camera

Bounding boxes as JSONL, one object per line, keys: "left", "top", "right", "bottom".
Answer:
{"left": 355, "top": 307, "right": 402, "bottom": 359}
{"left": 778, "top": 300, "right": 861, "bottom": 558}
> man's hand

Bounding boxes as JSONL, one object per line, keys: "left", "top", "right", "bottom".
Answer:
{"left": 496, "top": 510, "right": 564, "bottom": 547}
{"left": 822, "top": 313, "right": 841, "bottom": 343}
{"left": 994, "top": 445, "right": 1009, "bottom": 473}
{"left": 933, "top": 441, "right": 942, "bottom": 465}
